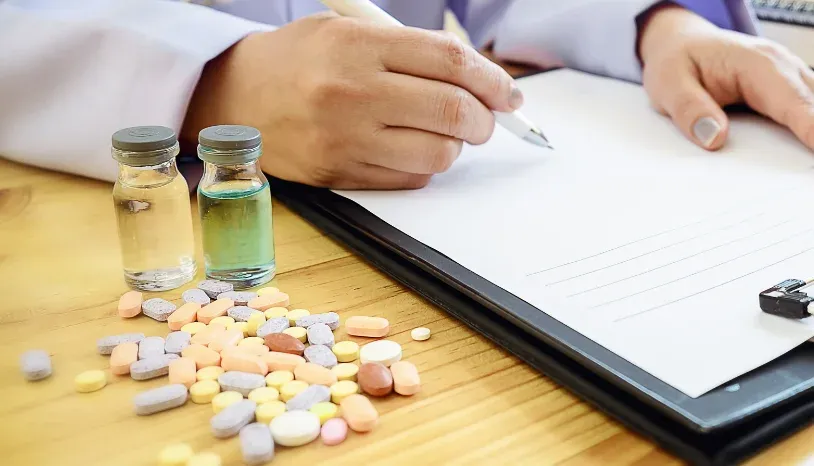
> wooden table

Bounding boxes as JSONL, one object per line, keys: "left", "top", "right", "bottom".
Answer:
{"left": 2, "top": 158, "right": 814, "bottom": 464}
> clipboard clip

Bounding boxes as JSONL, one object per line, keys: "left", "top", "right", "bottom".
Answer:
{"left": 759, "top": 278, "right": 814, "bottom": 319}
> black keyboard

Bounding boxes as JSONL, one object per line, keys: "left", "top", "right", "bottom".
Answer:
{"left": 750, "top": 1, "right": 814, "bottom": 26}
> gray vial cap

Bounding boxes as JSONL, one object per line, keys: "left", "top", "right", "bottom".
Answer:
{"left": 199, "top": 125, "right": 261, "bottom": 151}
{"left": 111, "top": 126, "right": 178, "bottom": 166}
{"left": 198, "top": 125, "right": 262, "bottom": 165}
{"left": 112, "top": 126, "right": 177, "bottom": 152}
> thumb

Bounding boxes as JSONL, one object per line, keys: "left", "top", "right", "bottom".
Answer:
{"left": 648, "top": 67, "right": 730, "bottom": 151}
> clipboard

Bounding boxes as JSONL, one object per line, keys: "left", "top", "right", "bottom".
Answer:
{"left": 270, "top": 175, "right": 814, "bottom": 465}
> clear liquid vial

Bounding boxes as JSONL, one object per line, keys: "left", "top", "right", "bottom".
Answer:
{"left": 111, "top": 126, "right": 197, "bottom": 291}
{"left": 197, "top": 125, "right": 276, "bottom": 288}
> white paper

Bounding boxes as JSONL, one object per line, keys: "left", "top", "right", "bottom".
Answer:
{"left": 333, "top": 69, "right": 814, "bottom": 398}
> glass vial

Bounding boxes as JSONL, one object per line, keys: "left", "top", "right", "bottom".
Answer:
{"left": 197, "top": 125, "right": 276, "bottom": 288}
{"left": 111, "top": 126, "right": 197, "bottom": 291}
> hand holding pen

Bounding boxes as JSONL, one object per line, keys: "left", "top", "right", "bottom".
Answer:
{"left": 183, "top": 4, "right": 550, "bottom": 190}
{"left": 319, "top": 0, "right": 552, "bottom": 149}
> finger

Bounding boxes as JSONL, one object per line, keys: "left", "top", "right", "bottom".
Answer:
{"left": 370, "top": 72, "right": 495, "bottom": 144}
{"left": 797, "top": 67, "right": 814, "bottom": 149}
{"left": 360, "top": 126, "right": 463, "bottom": 174}
{"left": 737, "top": 51, "right": 814, "bottom": 151}
{"left": 332, "top": 163, "right": 433, "bottom": 190}
{"left": 376, "top": 27, "right": 522, "bottom": 112}
{"left": 646, "top": 61, "right": 730, "bottom": 150}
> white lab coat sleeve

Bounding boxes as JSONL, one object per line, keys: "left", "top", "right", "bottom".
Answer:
{"left": 482, "top": 0, "right": 759, "bottom": 84}
{"left": 0, "top": 0, "right": 275, "bottom": 183}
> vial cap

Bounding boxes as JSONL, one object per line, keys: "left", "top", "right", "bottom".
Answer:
{"left": 112, "top": 126, "right": 177, "bottom": 152}
{"left": 111, "top": 126, "right": 178, "bottom": 166}
{"left": 198, "top": 125, "right": 261, "bottom": 151}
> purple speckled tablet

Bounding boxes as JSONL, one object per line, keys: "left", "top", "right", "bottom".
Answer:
{"left": 228, "top": 306, "right": 262, "bottom": 323}
{"left": 303, "top": 345, "right": 337, "bottom": 368}
{"left": 97, "top": 332, "right": 145, "bottom": 355}
{"left": 165, "top": 331, "right": 191, "bottom": 355}
{"left": 134, "top": 384, "right": 188, "bottom": 415}
{"left": 306, "top": 323, "right": 335, "bottom": 347}
{"left": 256, "top": 317, "right": 290, "bottom": 339}
{"left": 198, "top": 280, "right": 233, "bottom": 299}
{"left": 211, "top": 399, "right": 257, "bottom": 438}
{"left": 218, "top": 371, "right": 266, "bottom": 396}
{"left": 130, "top": 354, "right": 179, "bottom": 380}
{"left": 217, "top": 291, "right": 258, "bottom": 306}
{"left": 138, "top": 336, "right": 165, "bottom": 360}
{"left": 182, "top": 288, "right": 211, "bottom": 306}
{"left": 295, "top": 312, "right": 340, "bottom": 330}
{"left": 285, "top": 384, "right": 330, "bottom": 411}
{"left": 20, "top": 349, "right": 52, "bottom": 381}
{"left": 240, "top": 422, "right": 274, "bottom": 465}
{"left": 142, "top": 298, "right": 177, "bottom": 322}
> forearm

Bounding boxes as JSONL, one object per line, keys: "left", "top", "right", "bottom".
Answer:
{"left": 0, "top": 0, "right": 272, "bottom": 182}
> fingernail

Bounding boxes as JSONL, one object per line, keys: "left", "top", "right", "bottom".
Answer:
{"left": 692, "top": 116, "right": 721, "bottom": 148}
{"left": 509, "top": 84, "right": 524, "bottom": 110}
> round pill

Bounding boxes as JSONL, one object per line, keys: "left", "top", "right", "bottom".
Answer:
{"left": 181, "top": 322, "right": 207, "bottom": 336}
{"left": 286, "top": 309, "right": 310, "bottom": 326}
{"left": 158, "top": 443, "right": 194, "bottom": 466}
{"left": 310, "top": 401, "right": 338, "bottom": 425}
{"left": 280, "top": 380, "right": 309, "bottom": 402}
{"left": 321, "top": 418, "right": 348, "bottom": 446}
{"left": 248, "top": 386, "right": 280, "bottom": 404}
{"left": 331, "top": 341, "right": 359, "bottom": 363}
{"left": 187, "top": 452, "right": 222, "bottom": 466}
{"left": 210, "top": 316, "right": 236, "bottom": 327}
{"left": 118, "top": 290, "right": 143, "bottom": 318}
{"left": 391, "top": 360, "right": 421, "bottom": 396}
{"left": 411, "top": 327, "right": 431, "bottom": 341}
{"left": 256, "top": 400, "right": 287, "bottom": 424}
{"left": 266, "top": 370, "right": 294, "bottom": 390}
{"left": 330, "top": 380, "right": 359, "bottom": 404}
{"left": 246, "top": 313, "right": 266, "bottom": 337}
{"left": 283, "top": 326, "right": 307, "bottom": 343}
{"left": 239, "top": 337, "right": 265, "bottom": 347}
{"left": 269, "top": 411, "right": 321, "bottom": 447}
{"left": 331, "top": 363, "right": 359, "bottom": 382}
{"left": 197, "top": 366, "right": 225, "bottom": 381}
{"left": 359, "top": 340, "right": 402, "bottom": 367}
{"left": 256, "top": 287, "right": 280, "bottom": 296}
{"left": 357, "top": 363, "right": 393, "bottom": 397}
{"left": 227, "top": 321, "right": 249, "bottom": 337}
{"left": 190, "top": 380, "right": 221, "bottom": 404}
{"left": 74, "top": 370, "right": 106, "bottom": 393}
{"left": 212, "top": 391, "right": 244, "bottom": 413}
{"left": 264, "top": 307, "right": 288, "bottom": 319}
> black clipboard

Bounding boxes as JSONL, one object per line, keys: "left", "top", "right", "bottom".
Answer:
{"left": 267, "top": 71, "right": 814, "bottom": 464}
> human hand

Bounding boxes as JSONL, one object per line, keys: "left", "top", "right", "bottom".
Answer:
{"left": 638, "top": 4, "right": 814, "bottom": 151}
{"left": 181, "top": 13, "right": 523, "bottom": 189}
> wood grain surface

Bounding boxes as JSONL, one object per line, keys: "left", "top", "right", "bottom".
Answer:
{"left": 1, "top": 157, "right": 814, "bottom": 466}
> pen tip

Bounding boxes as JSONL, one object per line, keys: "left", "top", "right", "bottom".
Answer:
{"left": 523, "top": 130, "right": 554, "bottom": 149}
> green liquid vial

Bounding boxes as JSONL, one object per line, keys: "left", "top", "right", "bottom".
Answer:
{"left": 111, "top": 126, "right": 197, "bottom": 291}
{"left": 197, "top": 125, "right": 275, "bottom": 288}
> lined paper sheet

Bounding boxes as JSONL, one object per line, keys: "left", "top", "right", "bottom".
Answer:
{"left": 333, "top": 69, "right": 814, "bottom": 398}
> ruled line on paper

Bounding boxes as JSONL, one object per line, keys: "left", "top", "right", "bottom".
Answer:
{"left": 563, "top": 218, "right": 793, "bottom": 297}
{"left": 586, "top": 225, "right": 814, "bottom": 309}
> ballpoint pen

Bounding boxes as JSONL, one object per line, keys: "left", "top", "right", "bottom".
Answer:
{"left": 318, "top": 0, "right": 553, "bottom": 149}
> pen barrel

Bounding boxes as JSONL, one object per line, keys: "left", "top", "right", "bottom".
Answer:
{"left": 493, "top": 111, "right": 533, "bottom": 137}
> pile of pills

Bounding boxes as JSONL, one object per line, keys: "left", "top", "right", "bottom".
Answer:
{"left": 20, "top": 279, "right": 432, "bottom": 465}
